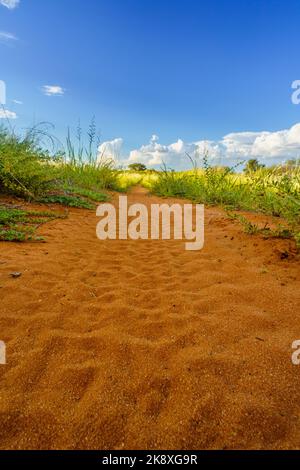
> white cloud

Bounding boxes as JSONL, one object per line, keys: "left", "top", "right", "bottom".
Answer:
{"left": 221, "top": 124, "right": 300, "bottom": 160}
{"left": 0, "top": 31, "right": 18, "bottom": 43}
{"left": 126, "top": 135, "right": 225, "bottom": 167}
{"left": 42, "top": 85, "right": 65, "bottom": 96}
{"left": 12, "top": 99, "right": 22, "bottom": 105}
{"left": 0, "top": 108, "right": 17, "bottom": 119}
{"left": 98, "top": 138, "right": 123, "bottom": 163}
{"left": 112, "top": 123, "right": 300, "bottom": 169}
{"left": 0, "top": 0, "right": 20, "bottom": 9}
{"left": 128, "top": 135, "right": 171, "bottom": 166}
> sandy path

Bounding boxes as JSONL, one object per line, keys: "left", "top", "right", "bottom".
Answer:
{"left": 0, "top": 187, "right": 300, "bottom": 450}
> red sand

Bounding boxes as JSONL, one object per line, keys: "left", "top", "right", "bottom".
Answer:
{"left": 0, "top": 187, "right": 300, "bottom": 449}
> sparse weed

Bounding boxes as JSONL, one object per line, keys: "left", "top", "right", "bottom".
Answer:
{"left": 228, "top": 212, "right": 296, "bottom": 245}
{"left": 0, "top": 206, "right": 66, "bottom": 242}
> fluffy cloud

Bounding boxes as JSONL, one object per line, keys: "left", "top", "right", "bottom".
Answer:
{"left": 121, "top": 123, "right": 300, "bottom": 168}
{"left": 0, "top": 108, "right": 17, "bottom": 119}
{"left": 98, "top": 138, "right": 123, "bottom": 163}
{"left": 0, "top": 0, "right": 19, "bottom": 9}
{"left": 128, "top": 135, "right": 173, "bottom": 166}
{"left": 42, "top": 85, "right": 65, "bottom": 96}
{"left": 0, "top": 31, "right": 18, "bottom": 43}
{"left": 126, "top": 134, "right": 225, "bottom": 167}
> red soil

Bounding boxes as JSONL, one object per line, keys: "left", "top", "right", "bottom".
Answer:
{"left": 0, "top": 187, "right": 299, "bottom": 449}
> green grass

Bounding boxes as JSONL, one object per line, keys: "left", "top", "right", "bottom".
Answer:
{"left": 0, "top": 126, "right": 56, "bottom": 199}
{"left": 62, "top": 187, "right": 108, "bottom": 202}
{"left": 228, "top": 212, "right": 294, "bottom": 240}
{"left": 0, "top": 123, "right": 122, "bottom": 240}
{"left": 0, "top": 207, "right": 66, "bottom": 242}
{"left": 38, "top": 195, "right": 95, "bottom": 209}
{"left": 0, "top": 123, "right": 125, "bottom": 213}
{"left": 1, "top": 123, "right": 299, "bottom": 247}
{"left": 143, "top": 160, "right": 300, "bottom": 248}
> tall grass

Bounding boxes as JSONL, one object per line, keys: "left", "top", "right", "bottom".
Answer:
{"left": 0, "top": 122, "right": 122, "bottom": 240}
{"left": 0, "top": 122, "right": 123, "bottom": 201}
{"left": 0, "top": 125, "right": 56, "bottom": 199}
{"left": 58, "top": 120, "right": 121, "bottom": 193}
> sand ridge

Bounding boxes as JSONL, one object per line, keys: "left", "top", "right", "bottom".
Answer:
{"left": 0, "top": 187, "right": 300, "bottom": 449}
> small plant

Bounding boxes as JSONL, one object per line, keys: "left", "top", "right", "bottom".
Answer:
{"left": 38, "top": 195, "right": 94, "bottom": 209}
{"left": 228, "top": 212, "right": 295, "bottom": 243}
{"left": 0, "top": 206, "right": 66, "bottom": 242}
{"left": 64, "top": 187, "right": 108, "bottom": 202}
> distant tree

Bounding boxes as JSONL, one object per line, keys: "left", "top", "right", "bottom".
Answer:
{"left": 128, "top": 163, "right": 147, "bottom": 172}
{"left": 244, "top": 159, "right": 265, "bottom": 173}
{"left": 217, "top": 165, "right": 234, "bottom": 174}
{"left": 285, "top": 158, "right": 300, "bottom": 167}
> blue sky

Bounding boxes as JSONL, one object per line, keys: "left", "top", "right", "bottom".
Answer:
{"left": 1, "top": 0, "right": 300, "bottom": 168}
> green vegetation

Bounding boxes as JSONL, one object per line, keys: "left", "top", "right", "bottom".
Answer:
{"left": 60, "top": 187, "right": 108, "bottom": 203}
{"left": 0, "top": 122, "right": 122, "bottom": 241}
{"left": 38, "top": 195, "right": 95, "bottom": 209}
{"left": 142, "top": 157, "right": 300, "bottom": 248}
{"left": 0, "top": 122, "right": 299, "bottom": 247}
{"left": 0, "top": 123, "right": 122, "bottom": 205}
{"left": 0, "top": 126, "right": 56, "bottom": 198}
{"left": 228, "top": 213, "right": 295, "bottom": 241}
{"left": 0, "top": 206, "right": 66, "bottom": 242}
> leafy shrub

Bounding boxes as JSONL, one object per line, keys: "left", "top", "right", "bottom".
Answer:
{"left": 38, "top": 195, "right": 94, "bottom": 209}
{"left": 0, "top": 207, "right": 65, "bottom": 241}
